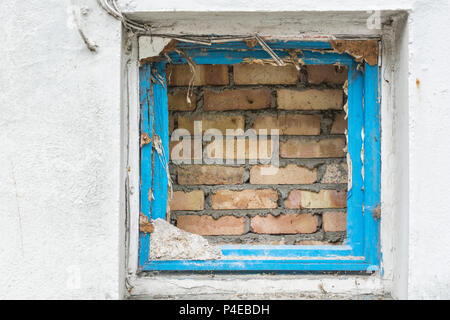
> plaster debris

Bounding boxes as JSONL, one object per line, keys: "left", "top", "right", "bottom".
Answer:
{"left": 343, "top": 80, "right": 349, "bottom": 119}
{"left": 139, "top": 38, "right": 173, "bottom": 63}
{"left": 245, "top": 39, "right": 258, "bottom": 48}
{"left": 373, "top": 204, "right": 381, "bottom": 220}
{"left": 318, "top": 283, "right": 328, "bottom": 294}
{"left": 330, "top": 40, "right": 379, "bottom": 66}
{"left": 175, "top": 49, "right": 197, "bottom": 104}
{"left": 140, "top": 133, "right": 151, "bottom": 148}
{"left": 149, "top": 218, "right": 223, "bottom": 260}
{"left": 241, "top": 57, "right": 303, "bottom": 68}
{"left": 346, "top": 142, "right": 353, "bottom": 192}
{"left": 254, "top": 34, "right": 285, "bottom": 66}
{"left": 140, "top": 213, "right": 155, "bottom": 233}
{"left": 342, "top": 80, "right": 352, "bottom": 191}
{"left": 289, "top": 51, "right": 302, "bottom": 70}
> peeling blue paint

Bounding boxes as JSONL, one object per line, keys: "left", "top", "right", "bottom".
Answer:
{"left": 139, "top": 63, "right": 153, "bottom": 266}
{"left": 139, "top": 41, "right": 381, "bottom": 272}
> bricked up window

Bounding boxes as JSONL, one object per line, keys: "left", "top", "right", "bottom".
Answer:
{"left": 138, "top": 40, "right": 381, "bottom": 272}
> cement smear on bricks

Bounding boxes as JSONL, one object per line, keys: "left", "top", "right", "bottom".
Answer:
{"left": 149, "top": 218, "right": 223, "bottom": 260}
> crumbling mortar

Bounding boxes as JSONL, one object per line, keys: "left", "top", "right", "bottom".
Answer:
{"left": 205, "top": 190, "right": 212, "bottom": 210}
{"left": 204, "top": 231, "right": 329, "bottom": 246}
{"left": 166, "top": 78, "right": 345, "bottom": 92}
{"left": 171, "top": 183, "right": 348, "bottom": 195}
{"left": 324, "top": 231, "right": 347, "bottom": 243}
{"left": 171, "top": 104, "right": 344, "bottom": 123}
{"left": 270, "top": 89, "right": 277, "bottom": 109}
{"left": 171, "top": 208, "right": 346, "bottom": 220}
{"left": 297, "top": 65, "right": 308, "bottom": 87}
{"left": 244, "top": 216, "right": 251, "bottom": 234}
{"left": 278, "top": 134, "right": 347, "bottom": 143}
{"left": 317, "top": 163, "right": 327, "bottom": 183}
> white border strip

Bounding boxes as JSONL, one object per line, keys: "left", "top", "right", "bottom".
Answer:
{"left": 126, "top": 35, "right": 141, "bottom": 276}
{"left": 130, "top": 275, "right": 388, "bottom": 299}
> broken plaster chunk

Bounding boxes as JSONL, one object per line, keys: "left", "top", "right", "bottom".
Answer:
{"left": 330, "top": 40, "right": 379, "bottom": 66}
{"left": 139, "top": 36, "right": 173, "bottom": 61}
{"left": 140, "top": 213, "right": 154, "bottom": 233}
{"left": 149, "top": 218, "right": 223, "bottom": 260}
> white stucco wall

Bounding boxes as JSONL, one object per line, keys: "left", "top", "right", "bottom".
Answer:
{"left": 0, "top": 0, "right": 125, "bottom": 299}
{"left": 405, "top": 1, "right": 450, "bottom": 299}
{"left": 1, "top": 0, "right": 450, "bottom": 299}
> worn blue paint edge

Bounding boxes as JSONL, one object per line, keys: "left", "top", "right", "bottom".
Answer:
{"left": 221, "top": 245, "right": 354, "bottom": 258}
{"left": 176, "top": 40, "right": 333, "bottom": 51}
{"left": 166, "top": 49, "right": 354, "bottom": 66}
{"left": 139, "top": 63, "right": 154, "bottom": 267}
{"left": 345, "top": 62, "right": 365, "bottom": 257}
{"left": 142, "top": 260, "right": 377, "bottom": 272}
{"left": 150, "top": 62, "right": 169, "bottom": 220}
{"left": 363, "top": 63, "right": 381, "bottom": 267}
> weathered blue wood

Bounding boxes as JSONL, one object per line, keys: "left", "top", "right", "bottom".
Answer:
{"left": 363, "top": 63, "right": 381, "bottom": 267}
{"left": 166, "top": 49, "right": 354, "bottom": 66}
{"left": 139, "top": 63, "right": 153, "bottom": 267}
{"left": 176, "top": 40, "right": 333, "bottom": 51}
{"left": 221, "top": 245, "right": 355, "bottom": 258}
{"left": 345, "top": 62, "right": 365, "bottom": 257}
{"left": 138, "top": 40, "right": 381, "bottom": 271}
{"left": 150, "top": 62, "right": 169, "bottom": 220}
{"left": 142, "top": 260, "right": 377, "bottom": 272}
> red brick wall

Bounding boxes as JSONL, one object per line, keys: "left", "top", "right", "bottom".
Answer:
{"left": 167, "top": 63, "right": 348, "bottom": 245}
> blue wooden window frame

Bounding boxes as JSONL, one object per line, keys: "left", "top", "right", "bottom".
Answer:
{"left": 138, "top": 41, "right": 380, "bottom": 272}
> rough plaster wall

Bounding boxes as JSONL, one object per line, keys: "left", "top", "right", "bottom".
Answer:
{"left": 0, "top": 0, "right": 125, "bottom": 299}
{"left": 121, "top": 0, "right": 413, "bottom": 12}
{"left": 407, "top": 0, "right": 450, "bottom": 299}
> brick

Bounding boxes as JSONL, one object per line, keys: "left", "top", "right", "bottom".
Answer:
{"left": 234, "top": 64, "right": 298, "bottom": 85}
{"left": 166, "top": 64, "right": 229, "bottom": 86}
{"left": 306, "top": 65, "right": 348, "bottom": 85}
{"left": 277, "top": 89, "right": 343, "bottom": 110}
{"left": 178, "top": 114, "right": 245, "bottom": 135}
{"left": 169, "top": 139, "right": 202, "bottom": 161}
{"left": 251, "top": 214, "right": 318, "bottom": 234}
{"left": 204, "top": 89, "right": 271, "bottom": 111}
{"left": 168, "top": 90, "right": 196, "bottom": 111}
{"left": 211, "top": 189, "right": 278, "bottom": 210}
{"left": 331, "top": 113, "right": 347, "bottom": 134}
{"left": 178, "top": 165, "right": 245, "bottom": 185}
{"left": 285, "top": 190, "right": 347, "bottom": 209}
{"left": 280, "top": 137, "right": 346, "bottom": 158}
{"left": 253, "top": 114, "right": 320, "bottom": 135}
{"left": 169, "top": 190, "right": 204, "bottom": 211}
{"left": 250, "top": 164, "right": 317, "bottom": 185}
{"left": 177, "top": 215, "right": 246, "bottom": 235}
{"left": 322, "top": 211, "right": 347, "bottom": 232}
{"left": 206, "top": 138, "right": 272, "bottom": 160}
{"left": 322, "top": 162, "right": 348, "bottom": 184}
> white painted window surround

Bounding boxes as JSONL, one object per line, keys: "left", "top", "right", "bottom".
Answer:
{"left": 2, "top": 0, "right": 450, "bottom": 300}
{"left": 125, "top": 5, "right": 407, "bottom": 300}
